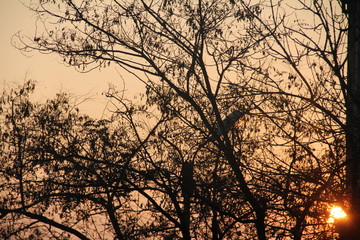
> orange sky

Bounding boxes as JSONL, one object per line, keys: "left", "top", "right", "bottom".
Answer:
{"left": 0, "top": 1, "right": 142, "bottom": 118}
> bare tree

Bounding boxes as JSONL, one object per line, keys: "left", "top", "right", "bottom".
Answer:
{"left": 1, "top": 0, "right": 349, "bottom": 239}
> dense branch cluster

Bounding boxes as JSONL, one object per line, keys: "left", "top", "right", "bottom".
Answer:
{"left": 1, "top": 0, "right": 348, "bottom": 239}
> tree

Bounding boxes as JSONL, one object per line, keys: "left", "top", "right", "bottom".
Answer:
{"left": 338, "top": 0, "right": 360, "bottom": 239}
{"left": 0, "top": 81, "right": 144, "bottom": 239}
{"left": 1, "top": 0, "right": 348, "bottom": 239}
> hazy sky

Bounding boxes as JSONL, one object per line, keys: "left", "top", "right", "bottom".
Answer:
{"left": 0, "top": 1, "right": 140, "bottom": 118}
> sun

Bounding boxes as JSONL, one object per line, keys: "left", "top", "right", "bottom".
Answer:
{"left": 327, "top": 206, "right": 347, "bottom": 223}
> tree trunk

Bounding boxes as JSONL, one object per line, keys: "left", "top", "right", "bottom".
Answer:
{"left": 342, "top": 0, "right": 360, "bottom": 239}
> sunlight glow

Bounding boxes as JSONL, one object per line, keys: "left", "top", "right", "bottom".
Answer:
{"left": 327, "top": 206, "right": 347, "bottom": 223}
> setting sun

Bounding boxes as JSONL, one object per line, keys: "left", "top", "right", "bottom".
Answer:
{"left": 328, "top": 206, "right": 347, "bottom": 223}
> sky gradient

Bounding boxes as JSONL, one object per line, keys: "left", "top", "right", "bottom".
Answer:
{"left": 1, "top": 0, "right": 141, "bottom": 118}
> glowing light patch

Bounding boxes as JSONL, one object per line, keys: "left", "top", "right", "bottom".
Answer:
{"left": 327, "top": 206, "right": 347, "bottom": 223}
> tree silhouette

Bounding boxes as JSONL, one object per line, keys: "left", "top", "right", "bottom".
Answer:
{"left": 1, "top": 0, "right": 348, "bottom": 239}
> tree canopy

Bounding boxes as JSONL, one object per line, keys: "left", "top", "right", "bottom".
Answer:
{"left": 1, "top": 0, "right": 348, "bottom": 239}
